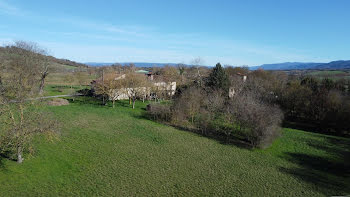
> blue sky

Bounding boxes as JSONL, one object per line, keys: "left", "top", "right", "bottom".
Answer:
{"left": 0, "top": 0, "right": 349, "bottom": 66}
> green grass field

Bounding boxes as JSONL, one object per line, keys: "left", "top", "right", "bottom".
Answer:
{"left": 46, "top": 72, "right": 97, "bottom": 86}
{"left": 308, "top": 70, "right": 348, "bottom": 76}
{"left": 0, "top": 98, "right": 349, "bottom": 196}
{"left": 43, "top": 85, "right": 89, "bottom": 96}
{"left": 307, "top": 70, "right": 350, "bottom": 80}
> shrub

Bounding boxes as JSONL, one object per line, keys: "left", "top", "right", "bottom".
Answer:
{"left": 172, "top": 86, "right": 204, "bottom": 124}
{"left": 146, "top": 103, "right": 172, "bottom": 122}
{"left": 228, "top": 92, "right": 284, "bottom": 148}
{"left": 146, "top": 67, "right": 285, "bottom": 148}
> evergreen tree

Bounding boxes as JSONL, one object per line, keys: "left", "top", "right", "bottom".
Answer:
{"left": 206, "top": 63, "right": 230, "bottom": 92}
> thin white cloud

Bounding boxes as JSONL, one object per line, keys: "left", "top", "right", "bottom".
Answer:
{"left": 0, "top": 5, "right": 329, "bottom": 66}
{"left": 39, "top": 41, "right": 198, "bottom": 63}
{"left": 104, "top": 25, "right": 147, "bottom": 37}
{"left": 38, "top": 41, "right": 284, "bottom": 66}
{"left": 0, "top": 0, "right": 21, "bottom": 16}
{"left": 53, "top": 17, "right": 149, "bottom": 38}
{"left": 43, "top": 31, "right": 137, "bottom": 43}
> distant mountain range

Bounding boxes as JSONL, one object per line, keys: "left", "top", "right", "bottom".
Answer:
{"left": 251, "top": 60, "right": 350, "bottom": 70}
{"left": 250, "top": 62, "right": 323, "bottom": 70}
{"left": 314, "top": 60, "right": 350, "bottom": 69}
{"left": 86, "top": 60, "right": 350, "bottom": 70}
{"left": 85, "top": 62, "right": 178, "bottom": 67}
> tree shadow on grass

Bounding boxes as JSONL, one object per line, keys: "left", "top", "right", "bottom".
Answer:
{"left": 66, "top": 96, "right": 137, "bottom": 109}
{"left": 66, "top": 96, "right": 103, "bottom": 106}
{"left": 118, "top": 101, "right": 133, "bottom": 108}
{"left": 279, "top": 136, "right": 350, "bottom": 195}
{"left": 67, "top": 96, "right": 119, "bottom": 107}
{"left": 171, "top": 124, "right": 252, "bottom": 149}
{"left": 308, "top": 137, "right": 350, "bottom": 163}
{"left": 283, "top": 120, "right": 349, "bottom": 138}
{"left": 0, "top": 157, "right": 4, "bottom": 169}
{"left": 0, "top": 153, "right": 9, "bottom": 171}
{"left": 133, "top": 111, "right": 252, "bottom": 149}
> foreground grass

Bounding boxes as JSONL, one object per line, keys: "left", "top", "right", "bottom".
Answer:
{"left": 0, "top": 98, "right": 349, "bottom": 196}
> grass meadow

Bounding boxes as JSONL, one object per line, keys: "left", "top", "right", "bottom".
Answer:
{"left": 0, "top": 97, "right": 349, "bottom": 196}
{"left": 307, "top": 70, "right": 350, "bottom": 80}
{"left": 43, "top": 85, "right": 90, "bottom": 96}
{"left": 46, "top": 72, "right": 97, "bottom": 86}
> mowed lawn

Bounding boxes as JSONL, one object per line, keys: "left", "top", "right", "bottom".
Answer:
{"left": 0, "top": 98, "right": 349, "bottom": 196}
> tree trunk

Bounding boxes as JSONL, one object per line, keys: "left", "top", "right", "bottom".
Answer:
{"left": 17, "top": 146, "right": 24, "bottom": 164}
{"left": 132, "top": 98, "right": 135, "bottom": 109}
{"left": 142, "top": 96, "right": 145, "bottom": 103}
{"left": 39, "top": 69, "right": 49, "bottom": 95}
{"left": 129, "top": 97, "right": 131, "bottom": 105}
{"left": 71, "top": 85, "right": 74, "bottom": 101}
{"left": 112, "top": 100, "right": 115, "bottom": 108}
{"left": 39, "top": 78, "right": 45, "bottom": 95}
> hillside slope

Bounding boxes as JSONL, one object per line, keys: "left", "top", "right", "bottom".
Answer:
{"left": 0, "top": 98, "right": 348, "bottom": 196}
{"left": 252, "top": 62, "right": 323, "bottom": 70}
{"left": 85, "top": 62, "right": 178, "bottom": 67}
{"left": 0, "top": 46, "right": 88, "bottom": 69}
{"left": 315, "top": 60, "right": 350, "bottom": 69}
{"left": 252, "top": 60, "right": 350, "bottom": 70}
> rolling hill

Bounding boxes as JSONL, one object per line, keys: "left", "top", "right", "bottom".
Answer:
{"left": 315, "top": 60, "right": 350, "bottom": 69}
{"left": 85, "top": 62, "right": 178, "bottom": 67}
{"left": 3, "top": 45, "right": 349, "bottom": 71}
{"left": 0, "top": 46, "right": 88, "bottom": 69}
{"left": 87, "top": 60, "right": 350, "bottom": 70}
{"left": 251, "top": 60, "right": 350, "bottom": 70}
{"left": 250, "top": 62, "right": 323, "bottom": 70}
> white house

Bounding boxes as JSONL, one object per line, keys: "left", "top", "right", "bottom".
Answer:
{"left": 91, "top": 71, "right": 177, "bottom": 101}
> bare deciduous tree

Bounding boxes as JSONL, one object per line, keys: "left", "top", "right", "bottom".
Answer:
{"left": 0, "top": 43, "right": 59, "bottom": 163}
{"left": 94, "top": 76, "right": 125, "bottom": 108}
{"left": 73, "top": 68, "right": 87, "bottom": 88}
{"left": 191, "top": 57, "right": 204, "bottom": 87}
{"left": 173, "top": 86, "right": 204, "bottom": 123}
{"left": 111, "top": 63, "right": 123, "bottom": 74}
{"left": 38, "top": 65, "right": 50, "bottom": 94}
{"left": 123, "top": 73, "right": 150, "bottom": 109}
{"left": 63, "top": 73, "right": 75, "bottom": 93}
{"left": 12, "top": 41, "right": 51, "bottom": 95}
{"left": 160, "top": 65, "right": 179, "bottom": 83}
{"left": 227, "top": 91, "right": 283, "bottom": 148}
{"left": 177, "top": 63, "right": 186, "bottom": 84}
{"left": 0, "top": 102, "right": 58, "bottom": 163}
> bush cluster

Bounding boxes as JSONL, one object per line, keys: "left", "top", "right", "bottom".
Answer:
{"left": 147, "top": 64, "right": 284, "bottom": 148}
{"left": 279, "top": 77, "right": 350, "bottom": 135}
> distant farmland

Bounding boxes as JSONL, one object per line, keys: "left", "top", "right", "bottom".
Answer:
{"left": 307, "top": 70, "right": 350, "bottom": 80}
